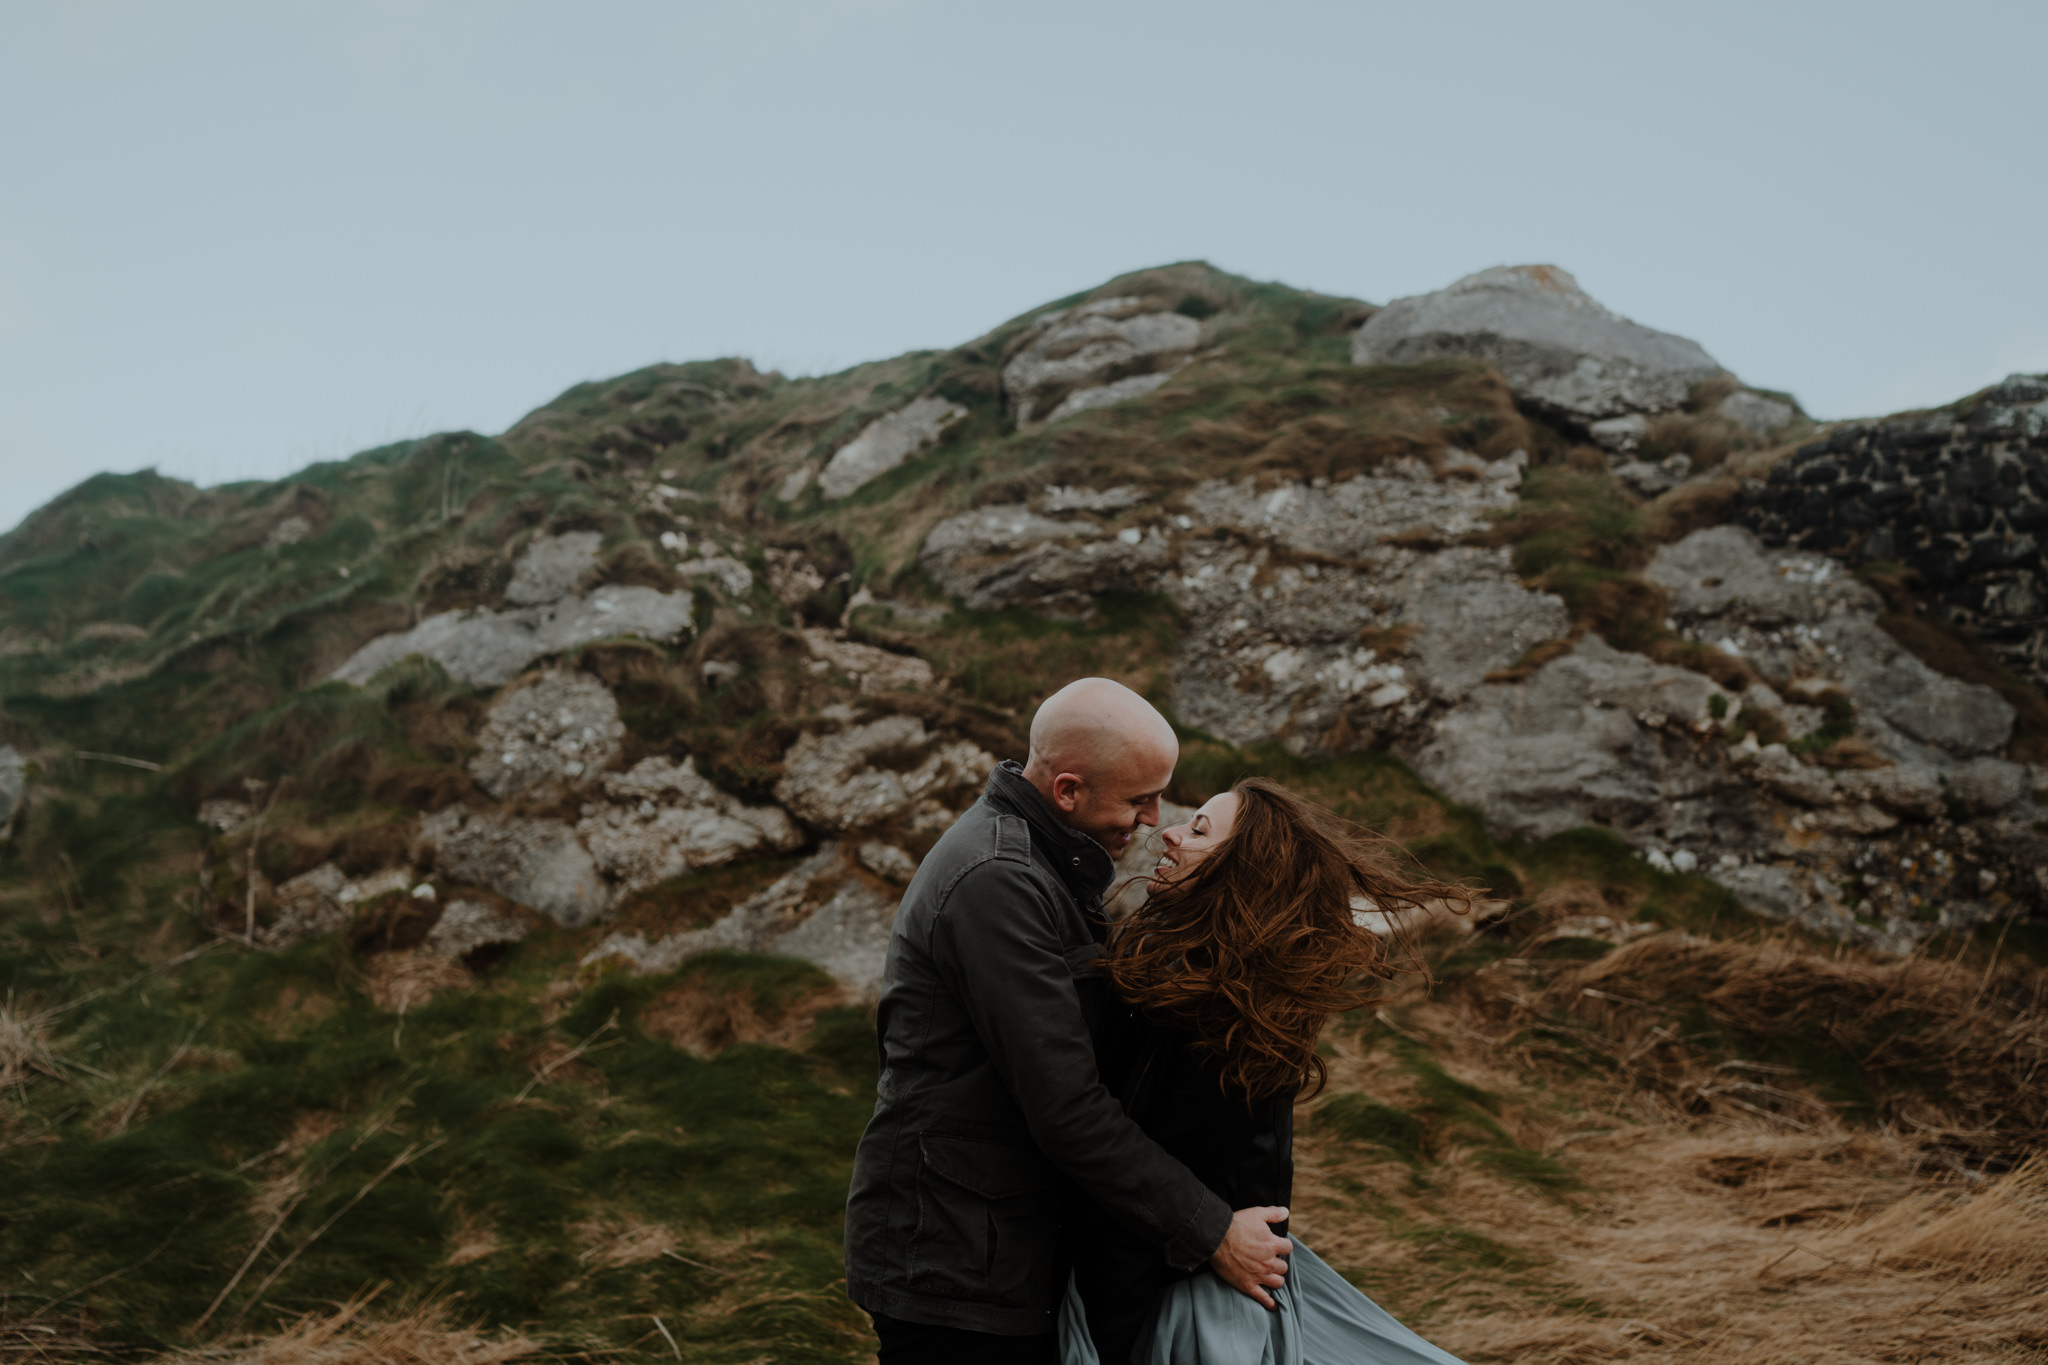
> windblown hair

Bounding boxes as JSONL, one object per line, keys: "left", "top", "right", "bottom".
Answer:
{"left": 1100, "top": 777, "right": 1470, "bottom": 1105}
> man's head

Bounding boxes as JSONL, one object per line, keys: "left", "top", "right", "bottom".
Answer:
{"left": 1020, "top": 678, "right": 1178, "bottom": 856}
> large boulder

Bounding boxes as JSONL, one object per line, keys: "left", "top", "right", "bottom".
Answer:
{"left": 332, "top": 531, "right": 693, "bottom": 688}
{"left": 920, "top": 507, "right": 1171, "bottom": 615}
{"left": 470, "top": 670, "right": 625, "bottom": 800}
{"left": 582, "top": 843, "right": 901, "bottom": 995}
{"left": 774, "top": 715, "right": 994, "bottom": 833}
{"left": 418, "top": 807, "right": 609, "bottom": 927}
{"left": 575, "top": 755, "right": 804, "bottom": 894}
{"left": 1352, "top": 265, "right": 1727, "bottom": 421}
{"left": 816, "top": 397, "right": 967, "bottom": 499}
{"left": 331, "top": 588, "right": 692, "bottom": 688}
{"left": 1410, "top": 635, "right": 1737, "bottom": 844}
{"left": 1003, "top": 298, "right": 1201, "bottom": 425}
{"left": 505, "top": 531, "right": 602, "bottom": 605}
{"left": 1645, "top": 525, "right": 2015, "bottom": 758}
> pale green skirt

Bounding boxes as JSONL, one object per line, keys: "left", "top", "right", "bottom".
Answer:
{"left": 1058, "top": 1240, "right": 1467, "bottom": 1365}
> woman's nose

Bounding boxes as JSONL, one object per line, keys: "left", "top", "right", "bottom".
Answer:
{"left": 1160, "top": 824, "right": 1185, "bottom": 847}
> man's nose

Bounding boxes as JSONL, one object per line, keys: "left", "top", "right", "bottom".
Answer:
{"left": 1138, "top": 798, "right": 1161, "bottom": 827}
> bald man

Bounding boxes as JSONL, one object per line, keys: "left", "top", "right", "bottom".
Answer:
{"left": 845, "top": 679, "right": 1292, "bottom": 1364}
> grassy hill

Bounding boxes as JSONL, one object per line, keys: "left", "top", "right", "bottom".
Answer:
{"left": 2, "top": 262, "right": 2042, "bottom": 1363}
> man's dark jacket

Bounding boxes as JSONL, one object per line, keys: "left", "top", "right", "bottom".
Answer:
{"left": 843, "top": 762, "right": 1234, "bottom": 1335}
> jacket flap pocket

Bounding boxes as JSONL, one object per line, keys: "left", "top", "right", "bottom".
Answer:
{"left": 921, "top": 1134, "right": 1057, "bottom": 1200}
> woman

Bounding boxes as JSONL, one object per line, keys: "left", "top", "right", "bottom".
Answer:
{"left": 1059, "top": 777, "right": 1471, "bottom": 1365}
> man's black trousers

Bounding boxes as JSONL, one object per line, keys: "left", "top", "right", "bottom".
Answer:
{"left": 869, "top": 1313, "right": 1057, "bottom": 1365}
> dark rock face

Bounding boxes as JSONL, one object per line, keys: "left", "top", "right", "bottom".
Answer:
{"left": 1740, "top": 373, "right": 2048, "bottom": 689}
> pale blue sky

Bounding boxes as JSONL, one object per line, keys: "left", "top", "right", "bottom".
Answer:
{"left": 4, "top": 0, "right": 2045, "bottom": 533}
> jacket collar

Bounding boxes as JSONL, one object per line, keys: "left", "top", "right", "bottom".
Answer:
{"left": 984, "top": 760, "right": 1118, "bottom": 905}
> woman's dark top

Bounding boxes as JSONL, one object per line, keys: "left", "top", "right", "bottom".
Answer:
{"left": 1070, "top": 973, "right": 1295, "bottom": 1365}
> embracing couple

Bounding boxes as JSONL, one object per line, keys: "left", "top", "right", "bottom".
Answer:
{"left": 845, "top": 678, "right": 1471, "bottom": 1365}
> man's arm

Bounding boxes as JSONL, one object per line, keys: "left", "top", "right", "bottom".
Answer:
{"left": 933, "top": 862, "right": 1232, "bottom": 1269}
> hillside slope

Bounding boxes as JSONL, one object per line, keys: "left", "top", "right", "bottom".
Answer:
{"left": 2, "top": 261, "right": 2043, "bottom": 1363}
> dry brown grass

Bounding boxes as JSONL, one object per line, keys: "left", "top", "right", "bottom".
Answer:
{"left": 1291, "top": 932, "right": 2048, "bottom": 1364}
{"left": 0, "top": 998, "right": 65, "bottom": 1095}
{"left": 1294, "top": 978, "right": 2048, "bottom": 1358}
{"left": 162, "top": 1290, "right": 537, "bottom": 1365}
{"left": 640, "top": 978, "right": 843, "bottom": 1058}
{"left": 572, "top": 1212, "right": 679, "bottom": 1269}
{"left": 359, "top": 949, "right": 470, "bottom": 1014}
{"left": 1467, "top": 933, "right": 2048, "bottom": 1156}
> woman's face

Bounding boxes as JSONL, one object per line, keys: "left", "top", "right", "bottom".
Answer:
{"left": 1150, "top": 790, "right": 1239, "bottom": 888}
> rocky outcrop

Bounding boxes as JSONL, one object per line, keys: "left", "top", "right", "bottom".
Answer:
{"left": 574, "top": 755, "right": 803, "bottom": 894}
{"left": 922, "top": 459, "right": 2043, "bottom": 948}
{"left": 817, "top": 397, "right": 967, "bottom": 499}
{"left": 582, "top": 843, "right": 900, "bottom": 995}
{"left": 333, "top": 531, "right": 692, "bottom": 688}
{"left": 423, "top": 899, "right": 527, "bottom": 960}
{"left": 262, "top": 862, "right": 421, "bottom": 948}
{"left": 1003, "top": 298, "right": 1201, "bottom": 425}
{"left": 1352, "top": 265, "right": 1727, "bottom": 422}
{"left": 505, "top": 531, "right": 601, "bottom": 605}
{"left": 330, "top": 587, "right": 694, "bottom": 688}
{"left": 1739, "top": 372, "right": 2048, "bottom": 690}
{"left": 471, "top": 670, "right": 625, "bottom": 800}
{"left": 1414, "top": 633, "right": 1740, "bottom": 839}
{"left": 922, "top": 452, "right": 1553, "bottom": 751}
{"left": 1644, "top": 525, "right": 2015, "bottom": 759}
{"left": 921, "top": 506, "right": 1173, "bottom": 615}
{"left": 418, "top": 807, "right": 609, "bottom": 927}
{"left": 774, "top": 715, "right": 994, "bottom": 833}
{"left": 800, "top": 629, "right": 935, "bottom": 693}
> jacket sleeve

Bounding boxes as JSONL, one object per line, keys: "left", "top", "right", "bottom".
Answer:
{"left": 931, "top": 860, "right": 1234, "bottom": 1270}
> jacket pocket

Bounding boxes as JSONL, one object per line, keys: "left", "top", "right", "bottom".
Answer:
{"left": 908, "top": 1134, "right": 1061, "bottom": 1308}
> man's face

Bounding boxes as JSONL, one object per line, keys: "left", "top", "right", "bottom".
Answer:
{"left": 1051, "top": 741, "right": 1176, "bottom": 856}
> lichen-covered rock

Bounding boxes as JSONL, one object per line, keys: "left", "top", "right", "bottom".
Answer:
{"left": 1738, "top": 376, "right": 2048, "bottom": 694}
{"left": 673, "top": 556, "right": 754, "bottom": 597}
{"left": 581, "top": 843, "right": 900, "bottom": 995}
{"left": 801, "top": 629, "right": 935, "bottom": 693}
{"left": 1044, "top": 371, "right": 1178, "bottom": 424}
{"left": 575, "top": 755, "right": 803, "bottom": 894}
{"left": 471, "top": 671, "right": 625, "bottom": 800}
{"left": 1645, "top": 525, "right": 2014, "bottom": 757}
{"left": 1352, "top": 265, "right": 1727, "bottom": 421}
{"left": 262, "top": 862, "right": 350, "bottom": 947}
{"left": 919, "top": 506, "right": 1171, "bottom": 614}
{"left": 505, "top": 531, "right": 601, "bottom": 605}
{"left": 423, "top": 899, "right": 528, "bottom": 960}
{"left": 330, "top": 587, "right": 694, "bottom": 688}
{"left": 1835, "top": 763, "right": 1946, "bottom": 820}
{"left": 1716, "top": 389, "right": 1796, "bottom": 437}
{"left": 818, "top": 397, "right": 967, "bottom": 499}
{"left": 419, "top": 807, "right": 608, "bottom": 927}
{"left": 1003, "top": 298, "right": 1200, "bottom": 425}
{"left": 1749, "top": 743, "right": 1841, "bottom": 807}
{"left": 260, "top": 862, "right": 419, "bottom": 947}
{"left": 856, "top": 841, "right": 918, "bottom": 884}
{"left": 774, "top": 715, "right": 994, "bottom": 833}
{"left": 1411, "top": 635, "right": 1739, "bottom": 844}
{"left": 1166, "top": 459, "right": 1559, "bottom": 750}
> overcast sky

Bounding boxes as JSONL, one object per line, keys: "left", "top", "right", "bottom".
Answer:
{"left": 3, "top": 0, "right": 2045, "bottom": 533}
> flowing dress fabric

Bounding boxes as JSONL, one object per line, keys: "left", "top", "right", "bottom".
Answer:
{"left": 1057, "top": 1240, "right": 1467, "bottom": 1365}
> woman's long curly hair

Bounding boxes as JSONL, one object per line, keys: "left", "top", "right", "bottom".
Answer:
{"left": 1100, "top": 777, "right": 1470, "bottom": 1105}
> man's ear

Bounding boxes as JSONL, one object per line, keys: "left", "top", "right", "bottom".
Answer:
{"left": 1049, "top": 771, "right": 1084, "bottom": 812}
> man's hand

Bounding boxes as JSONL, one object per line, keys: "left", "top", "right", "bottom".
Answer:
{"left": 1209, "top": 1205, "right": 1291, "bottom": 1309}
